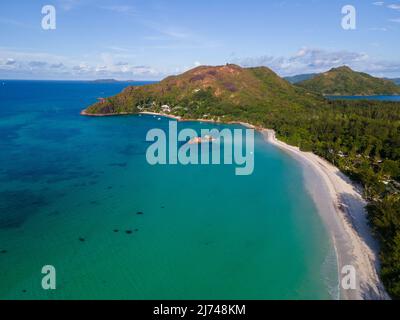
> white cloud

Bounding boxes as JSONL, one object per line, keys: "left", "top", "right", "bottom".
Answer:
{"left": 28, "top": 61, "right": 48, "bottom": 69}
{"left": 107, "top": 46, "right": 131, "bottom": 52}
{"left": 50, "top": 63, "right": 64, "bottom": 69}
{"left": 115, "top": 61, "right": 129, "bottom": 66}
{"left": 369, "top": 27, "right": 388, "bottom": 31}
{"left": 58, "top": 0, "right": 84, "bottom": 11}
{"left": 233, "top": 47, "right": 400, "bottom": 77}
{"left": 388, "top": 4, "right": 400, "bottom": 10}
{"left": 373, "top": 2, "right": 385, "bottom": 6}
{"left": 0, "top": 47, "right": 168, "bottom": 80}
{"left": 2, "top": 45, "right": 400, "bottom": 80}
{"left": 161, "top": 28, "right": 189, "bottom": 39}
{"left": 0, "top": 17, "right": 33, "bottom": 29}
{"left": 100, "top": 5, "right": 136, "bottom": 15}
{"left": 6, "top": 58, "right": 16, "bottom": 65}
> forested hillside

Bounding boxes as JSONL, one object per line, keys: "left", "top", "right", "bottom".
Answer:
{"left": 297, "top": 66, "right": 400, "bottom": 96}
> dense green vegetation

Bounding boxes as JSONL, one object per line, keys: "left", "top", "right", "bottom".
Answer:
{"left": 84, "top": 64, "right": 400, "bottom": 299}
{"left": 284, "top": 73, "right": 318, "bottom": 84}
{"left": 84, "top": 64, "right": 324, "bottom": 117}
{"left": 267, "top": 99, "right": 400, "bottom": 299}
{"left": 297, "top": 66, "right": 400, "bottom": 96}
{"left": 390, "top": 78, "right": 400, "bottom": 86}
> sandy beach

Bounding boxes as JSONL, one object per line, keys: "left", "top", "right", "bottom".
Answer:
{"left": 263, "top": 129, "right": 389, "bottom": 300}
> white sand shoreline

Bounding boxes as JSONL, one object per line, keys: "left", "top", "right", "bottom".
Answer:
{"left": 262, "top": 129, "right": 389, "bottom": 300}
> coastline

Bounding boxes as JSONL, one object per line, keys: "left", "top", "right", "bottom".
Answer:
{"left": 82, "top": 110, "right": 261, "bottom": 129}
{"left": 81, "top": 110, "right": 389, "bottom": 300}
{"left": 80, "top": 110, "right": 135, "bottom": 117}
{"left": 139, "top": 112, "right": 263, "bottom": 130}
{"left": 263, "top": 129, "right": 389, "bottom": 300}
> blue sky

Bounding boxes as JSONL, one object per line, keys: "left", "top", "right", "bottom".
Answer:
{"left": 0, "top": 0, "right": 400, "bottom": 79}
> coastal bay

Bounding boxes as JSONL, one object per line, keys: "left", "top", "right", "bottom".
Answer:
{"left": 0, "top": 81, "right": 337, "bottom": 300}
{"left": 98, "top": 109, "right": 391, "bottom": 300}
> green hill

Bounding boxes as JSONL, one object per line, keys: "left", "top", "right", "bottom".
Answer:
{"left": 284, "top": 73, "right": 318, "bottom": 84}
{"left": 297, "top": 66, "right": 400, "bottom": 96}
{"left": 390, "top": 78, "right": 400, "bottom": 85}
{"left": 83, "top": 64, "right": 323, "bottom": 124}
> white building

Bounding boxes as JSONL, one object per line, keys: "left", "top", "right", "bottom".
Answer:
{"left": 161, "top": 105, "right": 171, "bottom": 113}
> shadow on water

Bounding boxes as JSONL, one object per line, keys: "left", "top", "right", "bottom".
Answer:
{"left": 0, "top": 190, "right": 48, "bottom": 229}
{"left": 0, "top": 151, "right": 102, "bottom": 184}
{"left": 108, "top": 163, "right": 128, "bottom": 168}
{"left": 0, "top": 124, "right": 26, "bottom": 144}
{"left": 118, "top": 143, "right": 147, "bottom": 157}
{"left": 26, "top": 126, "right": 81, "bottom": 143}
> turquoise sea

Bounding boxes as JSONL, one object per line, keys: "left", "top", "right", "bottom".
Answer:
{"left": 0, "top": 80, "right": 338, "bottom": 300}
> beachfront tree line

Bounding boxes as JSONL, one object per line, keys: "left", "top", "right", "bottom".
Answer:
{"left": 261, "top": 99, "right": 400, "bottom": 299}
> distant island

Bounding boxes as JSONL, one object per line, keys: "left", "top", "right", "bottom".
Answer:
{"left": 82, "top": 64, "right": 400, "bottom": 299}
{"left": 284, "top": 73, "right": 318, "bottom": 84}
{"left": 90, "top": 79, "right": 136, "bottom": 84}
